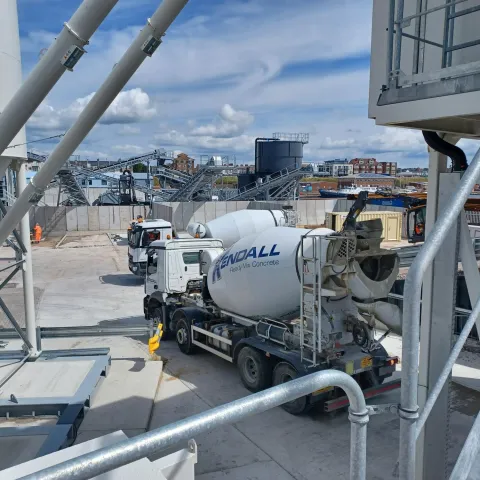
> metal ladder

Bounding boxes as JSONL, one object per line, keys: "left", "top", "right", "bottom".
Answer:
{"left": 299, "top": 235, "right": 322, "bottom": 366}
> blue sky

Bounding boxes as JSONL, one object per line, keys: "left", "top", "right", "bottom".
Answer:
{"left": 16, "top": 0, "right": 438, "bottom": 166}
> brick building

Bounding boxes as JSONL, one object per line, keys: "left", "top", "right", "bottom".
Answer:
{"left": 349, "top": 158, "right": 397, "bottom": 176}
{"left": 172, "top": 153, "right": 196, "bottom": 174}
{"left": 337, "top": 173, "right": 396, "bottom": 189}
{"left": 350, "top": 158, "right": 377, "bottom": 174}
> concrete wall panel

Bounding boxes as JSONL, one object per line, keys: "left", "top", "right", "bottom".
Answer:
{"left": 236, "top": 201, "right": 249, "bottom": 212}
{"left": 87, "top": 207, "right": 100, "bottom": 231}
{"left": 120, "top": 207, "right": 131, "bottom": 230}
{"left": 33, "top": 206, "right": 46, "bottom": 231}
{"left": 193, "top": 203, "right": 206, "bottom": 223}
{"left": 66, "top": 208, "right": 78, "bottom": 231}
{"left": 226, "top": 201, "right": 238, "bottom": 213}
{"left": 45, "top": 206, "right": 67, "bottom": 235}
{"left": 204, "top": 202, "right": 216, "bottom": 222}
{"left": 215, "top": 201, "right": 227, "bottom": 219}
{"left": 296, "top": 201, "right": 308, "bottom": 225}
{"left": 110, "top": 206, "right": 121, "bottom": 230}
{"left": 99, "top": 207, "right": 110, "bottom": 230}
{"left": 179, "top": 203, "right": 193, "bottom": 230}
{"left": 76, "top": 207, "right": 89, "bottom": 231}
{"left": 28, "top": 207, "right": 35, "bottom": 230}
{"left": 169, "top": 203, "right": 181, "bottom": 227}
{"left": 306, "top": 200, "right": 317, "bottom": 225}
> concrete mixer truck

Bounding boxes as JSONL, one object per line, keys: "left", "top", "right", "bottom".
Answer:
{"left": 143, "top": 197, "right": 401, "bottom": 414}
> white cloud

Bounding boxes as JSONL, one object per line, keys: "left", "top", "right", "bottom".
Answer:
{"left": 319, "top": 137, "right": 356, "bottom": 149}
{"left": 365, "top": 128, "right": 426, "bottom": 153}
{"left": 23, "top": 0, "right": 433, "bottom": 167}
{"left": 189, "top": 104, "right": 254, "bottom": 138}
{"left": 155, "top": 130, "right": 255, "bottom": 153}
{"left": 29, "top": 88, "right": 156, "bottom": 131}
{"left": 119, "top": 125, "right": 141, "bottom": 135}
{"left": 111, "top": 144, "right": 145, "bottom": 155}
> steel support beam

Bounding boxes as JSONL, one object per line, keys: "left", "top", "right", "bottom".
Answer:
{"left": 416, "top": 139, "right": 460, "bottom": 480}
{"left": 15, "top": 160, "right": 38, "bottom": 355}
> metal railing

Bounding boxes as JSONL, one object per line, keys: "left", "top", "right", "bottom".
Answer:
{"left": 388, "top": 292, "right": 478, "bottom": 340}
{"left": 20, "top": 370, "right": 369, "bottom": 480}
{"left": 379, "top": 0, "right": 480, "bottom": 106}
{"left": 398, "top": 146, "right": 480, "bottom": 480}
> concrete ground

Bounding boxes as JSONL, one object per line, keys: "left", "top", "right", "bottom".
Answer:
{"left": 0, "top": 233, "right": 479, "bottom": 478}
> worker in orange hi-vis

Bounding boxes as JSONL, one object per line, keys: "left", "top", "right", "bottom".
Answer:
{"left": 33, "top": 223, "right": 42, "bottom": 244}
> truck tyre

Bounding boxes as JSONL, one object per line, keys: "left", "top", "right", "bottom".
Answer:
{"left": 150, "top": 304, "right": 171, "bottom": 340}
{"left": 272, "top": 362, "right": 309, "bottom": 415}
{"left": 176, "top": 316, "right": 196, "bottom": 355}
{"left": 237, "top": 346, "right": 271, "bottom": 392}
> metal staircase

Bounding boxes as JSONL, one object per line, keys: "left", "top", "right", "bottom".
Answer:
{"left": 70, "top": 167, "right": 173, "bottom": 202}
{"left": 269, "top": 178, "right": 301, "bottom": 200}
{"left": 28, "top": 150, "right": 185, "bottom": 204}
{"left": 169, "top": 166, "right": 238, "bottom": 201}
{"left": 228, "top": 165, "right": 306, "bottom": 201}
{"left": 56, "top": 169, "right": 90, "bottom": 206}
{"left": 91, "top": 150, "right": 190, "bottom": 185}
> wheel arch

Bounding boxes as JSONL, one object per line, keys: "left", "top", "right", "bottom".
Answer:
{"left": 171, "top": 307, "right": 209, "bottom": 332}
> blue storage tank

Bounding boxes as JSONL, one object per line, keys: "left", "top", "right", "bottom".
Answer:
{"left": 255, "top": 138, "right": 303, "bottom": 174}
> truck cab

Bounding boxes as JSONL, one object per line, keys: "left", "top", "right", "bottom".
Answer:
{"left": 128, "top": 219, "right": 173, "bottom": 276}
{"left": 143, "top": 238, "right": 224, "bottom": 333}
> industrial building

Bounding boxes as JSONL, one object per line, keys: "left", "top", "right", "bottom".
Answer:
{"left": 315, "top": 159, "right": 353, "bottom": 177}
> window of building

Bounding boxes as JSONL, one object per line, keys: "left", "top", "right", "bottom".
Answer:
{"left": 102, "top": 180, "right": 108, "bottom": 186}
{"left": 81, "top": 180, "right": 86, "bottom": 186}
{"left": 88, "top": 180, "right": 93, "bottom": 186}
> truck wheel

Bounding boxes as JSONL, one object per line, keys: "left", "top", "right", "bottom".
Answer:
{"left": 272, "top": 363, "right": 309, "bottom": 415}
{"left": 176, "top": 317, "right": 196, "bottom": 355}
{"left": 237, "top": 347, "right": 271, "bottom": 392}
{"left": 151, "top": 304, "right": 171, "bottom": 340}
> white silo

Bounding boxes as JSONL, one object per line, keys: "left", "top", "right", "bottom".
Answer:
{"left": 0, "top": 0, "right": 37, "bottom": 352}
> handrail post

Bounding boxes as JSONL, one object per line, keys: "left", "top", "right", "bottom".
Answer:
{"left": 20, "top": 370, "right": 368, "bottom": 480}
{"left": 399, "top": 145, "right": 480, "bottom": 480}
{"left": 449, "top": 413, "right": 480, "bottom": 480}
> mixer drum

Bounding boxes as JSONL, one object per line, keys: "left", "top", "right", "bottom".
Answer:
{"left": 207, "top": 227, "right": 333, "bottom": 319}
{"left": 188, "top": 209, "right": 287, "bottom": 248}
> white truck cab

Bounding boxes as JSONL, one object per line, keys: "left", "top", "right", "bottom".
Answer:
{"left": 143, "top": 238, "right": 224, "bottom": 333}
{"left": 128, "top": 219, "right": 173, "bottom": 276}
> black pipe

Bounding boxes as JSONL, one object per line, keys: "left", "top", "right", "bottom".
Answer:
{"left": 422, "top": 131, "right": 468, "bottom": 172}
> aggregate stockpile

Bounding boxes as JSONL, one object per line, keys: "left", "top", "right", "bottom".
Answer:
{"left": 144, "top": 201, "right": 402, "bottom": 414}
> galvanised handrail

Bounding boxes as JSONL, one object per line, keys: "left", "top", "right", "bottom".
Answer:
{"left": 399, "top": 145, "right": 480, "bottom": 480}
{"left": 20, "top": 370, "right": 369, "bottom": 480}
